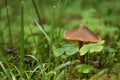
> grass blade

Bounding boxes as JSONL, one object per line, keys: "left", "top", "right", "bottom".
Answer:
{"left": 35, "top": 21, "right": 50, "bottom": 42}
{"left": 5, "top": 0, "right": 13, "bottom": 48}
{"left": 20, "top": 0, "right": 25, "bottom": 79}
{"left": 0, "top": 61, "right": 11, "bottom": 80}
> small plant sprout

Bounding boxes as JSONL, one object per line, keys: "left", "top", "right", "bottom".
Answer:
{"left": 64, "top": 24, "right": 102, "bottom": 63}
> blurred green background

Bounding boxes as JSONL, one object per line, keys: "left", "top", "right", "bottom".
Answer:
{"left": 0, "top": 0, "right": 120, "bottom": 79}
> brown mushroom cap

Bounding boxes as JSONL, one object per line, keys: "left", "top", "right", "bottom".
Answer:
{"left": 64, "top": 24, "right": 101, "bottom": 43}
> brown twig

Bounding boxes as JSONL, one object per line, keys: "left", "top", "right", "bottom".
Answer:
{"left": 31, "top": 0, "right": 44, "bottom": 28}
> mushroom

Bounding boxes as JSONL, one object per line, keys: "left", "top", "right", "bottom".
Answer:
{"left": 64, "top": 24, "right": 101, "bottom": 63}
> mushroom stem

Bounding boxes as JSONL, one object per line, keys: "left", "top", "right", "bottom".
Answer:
{"left": 79, "top": 42, "right": 85, "bottom": 64}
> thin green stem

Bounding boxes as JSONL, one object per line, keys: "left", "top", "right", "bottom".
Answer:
{"left": 55, "top": 0, "right": 68, "bottom": 68}
{"left": 0, "top": 8, "right": 4, "bottom": 52}
{"left": 28, "top": 25, "right": 45, "bottom": 77}
{"left": 0, "top": 7, "right": 1, "bottom": 20}
{"left": 28, "top": 25, "right": 42, "bottom": 64}
{"left": 20, "top": 0, "right": 25, "bottom": 79}
{"left": 48, "top": 6, "right": 56, "bottom": 70}
{"left": 5, "top": 0, "right": 13, "bottom": 48}
{"left": 0, "top": 9, "right": 12, "bottom": 80}
{"left": 64, "top": 0, "right": 68, "bottom": 7}
{"left": 54, "top": 0, "right": 62, "bottom": 72}
{"left": 0, "top": 31, "right": 4, "bottom": 53}
{"left": 36, "top": 21, "right": 50, "bottom": 42}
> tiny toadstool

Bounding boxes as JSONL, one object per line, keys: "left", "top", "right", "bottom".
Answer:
{"left": 64, "top": 24, "right": 101, "bottom": 63}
